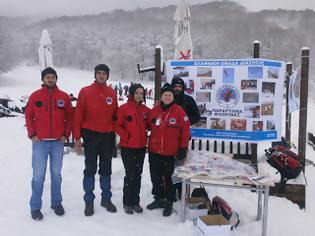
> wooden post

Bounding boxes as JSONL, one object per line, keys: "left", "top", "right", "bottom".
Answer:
{"left": 251, "top": 40, "right": 261, "bottom": 171}
{"left": 285, "top": 62, "right": 293, "bottom": 144}
{"left": 298, "top": 48, "right": 310, "bottom": 172}
{"left": 155, "top": 46, "right": 162, "bottom": 101}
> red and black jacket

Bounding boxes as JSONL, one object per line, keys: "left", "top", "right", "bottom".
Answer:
{"left": 148, "top": 103, "right": 190, "bottom": 156}
{"left": 74, "top": 82, "right": 118, "bottom": 140}
{"left": 114, "top": 97, "right": 150, "bottom": 149}
{"left": 25, "top": 85, "right": 73, "bottom": 140}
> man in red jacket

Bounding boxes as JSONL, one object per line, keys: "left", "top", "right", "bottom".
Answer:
{"left": 74, "top": 64, "right": 118, "bottom": 216}
{"left": 25, "top": 67, "right": 73, "bottom": 221}
{"left": 147, "top": 83, "right": 190, "bottom": 217}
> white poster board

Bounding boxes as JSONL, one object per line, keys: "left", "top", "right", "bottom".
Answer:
{"left": 166, "top": 59, "right": 285, "bottom": 142}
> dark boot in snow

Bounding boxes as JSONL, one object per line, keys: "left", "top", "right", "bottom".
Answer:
{"left": 133, "top": 204, "right": 143, "bottom": 213}
{"left": 101, "top": 199, "right": 117, "bottom": 213}
{"left": 163, "top": 201, "right": 173, "bottom": 217}
{"left": 31, "top": 210, "right": 43, "bottom": 221}
{"left": 84, "top": 202, "right": 94, "bottom": 216}
{"left": 124, "top": 205, "right": 134, "bottom": 214}
{"left": 146, "top": 199, "right": 165, "bottom": 210}
{"left": 51, "top": 205, "right": 65, "bottom": 216}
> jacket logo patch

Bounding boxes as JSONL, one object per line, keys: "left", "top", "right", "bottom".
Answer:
{"left": 169, "top": 118, "right": 177, "bottom": 125}
{"left": 183, "top": 116, "right": 189, "bottom": 122}
{"left": 57, "top": 99, "right": 65, "bottom": 107}
{"left": 36, "top": 101, "right": 43, "bottom": 107}
{"left": 106, "top": 97, "right": 113, "bottom": 105}
{"left": 126, "top": 115, "right": 133, "bottom": 122}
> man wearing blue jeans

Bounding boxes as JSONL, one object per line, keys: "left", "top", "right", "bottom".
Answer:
{"left": 25, "top": 67, "right": 73, "bottom": 220}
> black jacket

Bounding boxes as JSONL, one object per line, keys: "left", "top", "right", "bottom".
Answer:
{"left": 174, "top": 93, "right": 200, "bottom": 126}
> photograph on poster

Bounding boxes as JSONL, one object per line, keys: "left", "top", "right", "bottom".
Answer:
{"left": 243, "top": 92, "right": 259, "bottom": 103}
{"left": 261, "top": 103, "right": 274, "bottom": 115}
{"left": 267, "top": 120, "right": 276, "bottom": 130}
{"left": 231, "top": 119, "right": 247, "bottom": 131}
{"left": 223, "top": 68, "right": 235, "bottom": 83}
{"left": 192, "top": 117, "right": 207, "bottom": 128}
{"left": 173, "top": 66, "right": 189, "bottom": 77}
{"left": 196, "top": 92, "right": 211, "bottom": 102}
{"left": 253, "top": 121, "right": 264, "bottom": 131}
{"left": 268, "top": 67, "right": 280, "bottom": 79}
{"left": 248, "top": 67, "right": 263, "bottom": 79}
{"left": 210, "top": 118, "right": 226, "bottom": 130}
{"left": 262, "top": 82, "right": 276, "bottom": 99}
{"left": 200, "top": 79, "right": 215, "bottom": 90}
{"left": 197, "top": 103, "right": 211, "bottom": 116}
{"left": 197, "top": 67, "right": 212, "bottom": 77}
{"left": 182, "top": 78, "right": 195, "bottom": 94}
{"left": 244, "top": 105, "right": 260, "bottom": 118}
{"left": 241, "top": 80, "right": 257, "bottom": 90}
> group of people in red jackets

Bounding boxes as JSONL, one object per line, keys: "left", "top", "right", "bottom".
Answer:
{"left": 26, "top": 64, "right": 198, "bottom": 221}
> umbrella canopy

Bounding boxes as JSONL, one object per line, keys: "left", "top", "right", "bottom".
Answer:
{"left": 38, "top": 29, "right": 54, "bottom": 71}
{"left": 174, "top": 0, "right": 193, "bottom": 60}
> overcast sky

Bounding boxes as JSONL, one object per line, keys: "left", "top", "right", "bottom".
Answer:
{"left": 0, "top": 0, "right": 314, "bottom": 17}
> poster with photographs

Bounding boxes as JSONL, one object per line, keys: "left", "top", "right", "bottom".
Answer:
{"left": 166, "top": 59, "right": 285, "bottom": 142}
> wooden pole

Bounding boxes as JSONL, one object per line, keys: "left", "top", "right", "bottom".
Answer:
{"left": 285, "top": 62, "right": 293, "bottom": 144}
{"left": 298, "top": 48, "right": 310, "bottom": 172}
{"left": 155, "top": 46, "right": 162, "bottom": 101}
{"left": 251, "top": 40, "right": 261, "bottom": 171}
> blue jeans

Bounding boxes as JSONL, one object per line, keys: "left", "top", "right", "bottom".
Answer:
{"left": 30, "top": 140, "right": 64, "bottom": 211}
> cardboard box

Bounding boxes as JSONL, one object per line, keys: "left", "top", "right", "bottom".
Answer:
{"left": 186, "top": 197, "right": 209, "bottom": 221}
{"left": 196, "top": 215, "right": 231, "bottom": 236}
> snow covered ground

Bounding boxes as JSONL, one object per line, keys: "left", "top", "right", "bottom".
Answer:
{"left": 0, "top": 65, "right": 314, "bottom": 236}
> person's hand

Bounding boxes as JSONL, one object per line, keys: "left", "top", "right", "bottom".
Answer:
{"left": 154, "top": 100, "right": 160, "bottom": 107}
{"left": 74, "top": 139, "right": 83, "bottom": 155}
{"left": 60, "top": 136, "right": 67, "bottom": 143}
{"left": 31, "top": 136, "right": 40, "bottom": 142}
{"left": 177, "top": 147, "right": 187, "bottom": 161}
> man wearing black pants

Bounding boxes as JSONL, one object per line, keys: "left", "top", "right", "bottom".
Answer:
{"left": 74, "top": 64, "right": 118, "bottom": 216}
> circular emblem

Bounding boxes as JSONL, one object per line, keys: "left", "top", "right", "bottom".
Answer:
{"left": 216, "top": 85, "right": 240, "bottom": 108}
{"left": 106, "top": 97, "right": 113, "bottom": 105}
{"left": 57, "top": 99, "right": 65, "bottom": 107}
{"left": 169, "top": 118, "right": 177, "bottom": 125}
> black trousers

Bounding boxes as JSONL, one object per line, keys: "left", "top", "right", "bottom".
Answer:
{"left": 121, "top": 147, "right": 146, "bottom": 206}
{"left": 82, "top": 129, "right": 115, "bottom": 177}
{"left": 149, "top": 152, "right": 175, "bottom": 202}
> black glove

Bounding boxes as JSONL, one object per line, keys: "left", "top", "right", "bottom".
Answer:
{"left": 177, "top": 148, "right": 187, "bottom": 161}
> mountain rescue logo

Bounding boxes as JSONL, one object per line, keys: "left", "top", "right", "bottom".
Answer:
{"left": 106, "top": 97, "right": 113, "bottom": 105}
{"left": 178, "top": 50, "right": 192, "bottom": 60}
{"left": 216, "top": 85, "right": 240, "bottom": 108}
{"left": 169, "top": 118, "right": 177, "bottom": 125}
{"left": 57, "top": 99, "right": 65, "bottom": 107}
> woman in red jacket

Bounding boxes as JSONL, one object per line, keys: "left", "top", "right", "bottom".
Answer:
{"left": 147, "top": 83, "right": 190, "bottom": 217}
{"left": 114, "top": 83, "right": 150, "bottom": 214}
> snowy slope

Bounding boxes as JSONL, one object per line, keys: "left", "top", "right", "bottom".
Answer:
{"left": 0, "top": 65, "right": 314, "bottom": 236}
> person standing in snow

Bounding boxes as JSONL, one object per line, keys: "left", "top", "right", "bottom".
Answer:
{"left": 171, "top": 76, "right": 200, "bottom": 200}
{"left": 114, "top": 83, "right": 150, "bottom": 214}
{"left": 74, "top": 64, "right": 118, "bottom": 216}
{"left": 147, "top": 83, "right": 190, "bottom": 217}
{"left": 25, "top": 67, "right": 73, "bottom": 221}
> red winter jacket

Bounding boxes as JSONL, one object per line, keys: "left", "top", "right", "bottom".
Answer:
{"left": 74, "top": 82, "right": 118, "bottom": 140}
{"left": 148, "top": 103, "right": 190, "bottom": 156}
{"left": 114, "top": 97, "right": 150, "bottom": 149}
{"left": 25, "top": 85, "right": 73, "bottom": 140}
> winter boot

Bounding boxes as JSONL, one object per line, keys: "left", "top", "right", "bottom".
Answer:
{"left": 163, "top": 201, "right": 173, "bottom": 217}
{"left": 31, "top": 210, "right": 43, "bottom": 221}
{"left": 51, "top": 205, "right": 65, "bottom": 216}
{"left": 133, "top": 204, "right": 143, "bottom": 213}
{"left": 101, "top": 199, "right": 117, "bottom": 213}
{"left": 124, "top": 205, "right": 134, "bottom": 215}
{"left": 84, "top": 202, "right": 94, "bottom": 216}
{"left": 146, "top": 199, "right": 165, "bottom": 210}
